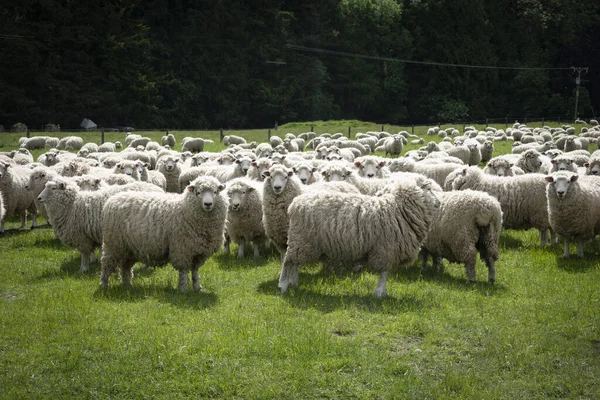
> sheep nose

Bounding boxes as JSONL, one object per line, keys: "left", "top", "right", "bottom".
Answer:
{"left": 242, "top": 168, "right": 249, "bottom": 173}
{"left": 557, "top": 190, "right": 565, "bottom": 196}
{"left": 367, "top": 173, "right": 374, "bottom": 178}
{"left": 300, "top": 178, "right": 307, "bottom": 183}
{"left": 204, "top": 201, "right": 213, "bottom": 208}
{"left": 559, "top": 167, "right": 565, "bottom": 170}
{"left": 274, "top": 185, "right": 282, "bottom": 191}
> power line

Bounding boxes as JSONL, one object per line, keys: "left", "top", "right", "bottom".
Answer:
{"left": 286, "top": 43, "right": 579, "bottom": 71}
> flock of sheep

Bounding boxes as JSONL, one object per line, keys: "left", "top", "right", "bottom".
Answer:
{"left": 1, "top": 120, "right": 600, "bottom": 296}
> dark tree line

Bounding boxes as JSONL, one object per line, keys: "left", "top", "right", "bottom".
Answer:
{"left": 1, "top": 0, "right": 598, "bottom": 129}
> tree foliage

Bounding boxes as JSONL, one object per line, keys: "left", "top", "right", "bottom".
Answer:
{"left": 0, "top": 0, "right": 597, "bottom": 129}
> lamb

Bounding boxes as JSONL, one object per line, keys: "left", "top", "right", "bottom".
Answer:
{"left": 452, "top": 166, "right": 554, "bottom": 246}
{"left": 375, "top": 135, "right": 404, "bottom": 156}
{"left": 57, "top": 136, "right": 84, "bottom": 150}
{"left": 181, "top": 137, "right": 215, "bottom": 153}
{"left": 545, "top": 172, "right": 600, "bottom": 258}
{"left": 480, "top": 140, "right": 495, "bottom": 163}
{"left": 161, "top": 133, "right": 176, "bottom": 147}
{"left": 100, "top": 176, "right": 228, "bottom": 292}
{"left": 279, "top": 178, "right": 438, "bottom": 297}
{"left": 0, "top": 162, "right": 38, "bottom": 232}
{"left": 194, "top": 155, "right": 254, "bottom": 183}
{"left": 224, "top": 178, "right": 268, "bottom": 258}
{"left": 222, "top": 135, "right": 246, "bottom": 146}
{"left": 421, "top": 190, "right": 502, "bottom": 283}
{"left": 157, "top": 155, "right": 182, "bottom": 193}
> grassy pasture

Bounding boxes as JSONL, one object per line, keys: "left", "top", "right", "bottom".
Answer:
{"left": 0, "top": 121, "right": 599, "bottom": 398}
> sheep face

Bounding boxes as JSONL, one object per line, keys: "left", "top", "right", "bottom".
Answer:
{"left": 263, "top": 168, "right": 294, "bottom": 194}
{"left": 0, "top": 162, "right": 9, "bottom": 179}
{"left": 75, "top": 176, "right": 102, "bottom": 191}
{"left": 217, "top": 154, "right": 236, "bottom": 165}
{"left": 115, "top": 161, "right": 136, "bottom": 176}
{"left": 188, "top": 177, "right": 225, "bottom": 212}
{"left": 321, "top": 165, "right": 351, "bottom": 182}
{"left": 355, "top": 160, "right": 385, "bottom": 179}
{"left": 585, "top": 161, "right": 600, "bottom": 175}
{"left": 163, "top": 157, "right": 180, "bottom": 172}
{"left": 236, "top": 157, "right": 254, "bottom": 175}
{"left": 523, "top": 150, "right": 543, "bottom": 171}
{"left": 293, "top": 165, "right": 316, "bottom": 184}
{"left": 26, "top": 169, "right": 47, "bottom": 190}
{"left": 545, "top": 173, "right": 578, "bottom": 199}
{"left": 551, "top": 157, "right": 574, "bottom": 172}
{"left": 38, "top": 180, "right": 68, "bottom": 203}
{"left": 253, "top": 160, "right": 272, "bottom": 181}
{"left": 227, "top": 185, "right": 254, "bottom": 211}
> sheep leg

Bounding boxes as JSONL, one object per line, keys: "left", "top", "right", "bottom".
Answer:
{"left": 19, "top": 212, "right": 26, "bottom": 229}
{"left": 264, "top": 239, "right": 271, "bottom": 251}
{"left": 191, "top": 266, "right": 202, "bottom": 293}
{"left": 30, "top": 212, "right": 37, "bottom": 229}
{"left": 223, "top": 235, "right": 230, "bottom": 254}
{"left": 374, "top": 271, "right": 389, "bottom": 298}
{"left": 278, "top": 257, "right": 298, "bottom": 294}
{"left": 237, "top": 238, "right": 245, "bottom": 258}
{"left": 432, "top": 255, "right": 444, "bottom": 273}
{"left": 465, "top": 262, "right": 476, "bottom": 283}
{"left": 100, "top": 253, "right": 118, "bottom": 289}
{"left": 577, "top": 242, "right": 584, "bottom": 259}
{"left": 563, "top": 238, "right": 571, "bottom": 258}
{"left": 540, "top": 229, "right": 548, "bottom": 247}
{"left": 420, "top": 249, "right": 429, "bottom": 272}
{"left": 485, "top": 258, "right": 496, "bottom": 284}
{"left": 79, "top": 252, "right": 91, "bottom": 273}
{"left": 89, "top": 250, "right": 97, "bottom": 264}
{"left": 178, "top": 269, "right": 190, "bottom": 293}
{"left": 0, "top": 220, "right": 4, "bottom": 233}
{"left": 120, "top": 260, "right": 135, "bottom": 287}
{"left": 253, "top": 242, "right": 260, "bottom": 258}
{"left": 550, "top": 228, "right": 557, "bottom": 245}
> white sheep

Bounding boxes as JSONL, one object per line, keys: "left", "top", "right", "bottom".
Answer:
{"left": 20, "top": 136, "right": 49, "bottom": 150}
{"left": 194, "top": 155, "right": 254, "bottom": 183}
{"left": 421, "top": 190, "right": 502, "bottom": 283}
{"left": 222, "top": 135, "right": 246, "bottom": 146}
{"left": 157, "top": 155, "right": 182, "bottom": 193}
{"left": 292, "top": 162, "right": 320, "bottom": 185}
{"left": 38, "top": 178, "right": 163, "bottom": 272}
{"left": 546, "top": 172, "right": 600, "bottom": 258}
{"left": 0, "top": 162, "right": 37, "bottom": 232}
{"left": 353, "top": 156, "right": 390, "bottom": 179}
{"left": 12, "top": 148, "right": 34, "bottom": 165}
{"left": 224, "top": 178, "right": 268, "bottom": 258}
{"left": 57, "top": 136, "right": 84, "bottom": 150}
{"left": 161, "top": 133, "right": 176, "bottom": 147}
{"left": 181, "top": 137, "right": 215, "bottom": 153}
{"left": 246, "top": 158, "right": 273, "bottom": 182}
{"left": 375, "top": 135, "right": 404, "bottom": 156}
{"left": 279, "top": 178, "right": 438, "bottom": 297}
{"left": 387, "top": 157, "right": 463, "bottom": 189}
{"left": 483, "top": 156, "right": 524, "bottom": 177}
{"left": 100, "top": 176, "right": 228, "bottom": 292}
{"left": 452, "top": 166, "right": 554, "bottom": 246}
{"left": 98, "top": 142, "right": 120, "bottom": 152}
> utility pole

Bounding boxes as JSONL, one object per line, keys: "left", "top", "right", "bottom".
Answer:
{"left": 573, "top": 67, "right": 589, "bottom": 121}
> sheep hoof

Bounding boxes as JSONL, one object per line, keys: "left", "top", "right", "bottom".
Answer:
{"left": 373, "top": 288, "right": 387, "bottom": 298}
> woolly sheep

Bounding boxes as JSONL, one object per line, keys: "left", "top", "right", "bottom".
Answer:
{"left": 483, "top": 157, "right": 524, "bottom": 177}
{"left": 25, "top": 166, "right": 60, "bottom": 220}
{"left": 194, "top": 155, "right": 254, "bottom": 183}
{"left": 515, "top": 149, "right": 548, "bottom": 174}
{"left": 269, "top": 136, "right": 283, "bottom": 147}
{"left": 421, "top": 190, "right": 502, "bottom": 283}
{"left": 246, "top": 158, "right": 273, "bottom": 182}
{"left": 128, "top": 137, "right": 152, "bottom": 149}
{"left": 222, "top": 135, "right": 246, "bottom": 146}
{"left": 292, "top": 162, "right": 320, "bottom": 185}
{"left": 57, "top": 136, "right": 84, "bottom": 150}
{"left": 387, "top": 157, "right": 463, "bottom": 189}
{"left": 157, "top": 155, "right": 183, "bottom": 193}
{"left": 224, "top": 178, "right": 268, "bottom": 258}
{"left": 12, "top": 148, "right": 34, "bottom": 165}
{"left": 452, "top": 166, "right": 554, "bottom": 246}
{"left": 279, "top": 178, "right": 438, "bottom": 297}
{"left": 353, "top": 156, "right": 390, "bottom": 179}
{"left": 181, "top": 137, "right": 215, "bottom": 153}
{"left": 98, "top": 142, "right": 118, "bottom": 152}
{"left": 375, "top": 135, "right": 404, "bottom": 157}
{"left": 38, "top": 178, "right": 163, "bottom": 273}
{"left": 254, "top": 143, "right": 274, "bottom": 159}
{"left": 161, "top": 133, "right": 176, "bottom": 147}
{"left": 0, "top": 162, "right": 37, "bottom": 232}
{"left": 132, "top": 161, "right": 167, "bottom": 190}
{"left": 545, "top": 172, "right": 600, "bottom": 258}
{"left": 20, "top": 136, "right": 48, "bottom": 150}
{"left": 100, "top": 176, "right": 227, "bottom": 292}
{"left": 480, "top": 141, "right": 494, "bottom": 163}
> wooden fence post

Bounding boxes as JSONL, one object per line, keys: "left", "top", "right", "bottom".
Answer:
{"left": 220, "top": 129, "right": 224, "bottom": 142}
{"left": 101, "top": 128, "right": 105, "bottom": 144}
{"left": 268, "top": 128, "right": 271, "bottom": 140}
{"left": 347, "top": 126, "right": 351, "bottom": 138}
{"left": 26, "top": 128, "right": 30, "bottom": 138}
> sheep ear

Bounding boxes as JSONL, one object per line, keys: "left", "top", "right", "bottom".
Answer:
{"left": 287, "top": 171, "right": 294, "bottom": 177}
{"left": 235, "top": 159, "right": 241, "bottom": 164}
{"left": 584, "top": 162, "right": 590, "bottom": 167}
{"left": 95, "top": 179, "right": 101, "bottom": 185}
{"left": 354, "top": 161, "right": 361, "bottom": 167}
{"left": 59, "top": 182, "right": 66, "bottom": 190}
{"left": 311, "top": 167, "right": 317, "bottom": 173}
{"left": 321, "top": 169, "right": 327, "bottom": 177}
{"left": 292, "top": 167, "right": 297, "bottom": 173}
{"left": 217, "top": 184, "right": 225, "bottom": 192}
{"left": 187, "top": 185, "right": 195, "bottom": 193}
{"left": 545, "top": 176, "right": 554, "bottom": 183}
{"left": 461, "top": 168, "right": 468, "bottom": 176}
{"left": 379, "top": 161, "right": 386, "bottom": 167}
{"left": 262, "top": 171, "right": 270, "bottom": 177}
{"left": 571, "top": 174, "right": 579, "bottom": 182}
{"left": 252, "top": 161, "right": 258, "bottom": 167}
{"left": 551, "top": 159, "right": 557, "bottom": 165}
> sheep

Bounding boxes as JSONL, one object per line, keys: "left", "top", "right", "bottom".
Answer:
{"left": 292, "top": 162, "right": 320, "bottom": 185}
{"left": 584, "top": 157, "right": 600, "bottom": 176}
{"left": 375, "top": 135, "right": 404, "bottom": 156}
{"left": 246, "top": 158, "right": 273, "bottom": 182}
{"left": 480, "top": 140, "right": 495, "bottom": 163}
{"left": 161, "top": 133, "right": 176, "bottom": 147}
{"left": 120, "top": 150, "right": 153, "bottom": 169}
{"left": 387, "top": 157, "right": 463, "bottom": 189}
{"left": 222, "top": 135, "right": 246, "bottom": 146}
{"left": 444, "top": 145, "right": 471, "bottom": 164}
{"left": 57, "top": 136, "right": 84, "bottom": 150}
{"left": 224, "top": 178, "right": 268, "bottom": 258}
{"left": 483, "top": 157, "right": 523, "bottom": 177}
{"left": 545, "top": 172, "right": 600, "bottom": 258}
{"left": 80, "top": 143, "right": 99, "bottom": 154}
{"left": 25, "top": 166, "right": 60, "bottom": 220}
{"left": 128, "top": 137, "right": 152, "bottom": 148}
{"left": 353, "top": 156, "right": 390, "bottom": 179}
{"left": 194, "top": 155, "right": 254, "bottom": 183}
{"left": 410, "top": 138, "right": 425, "bottom": 145}
{"left": 269, "top": 136, "right": 283, "bottom": 147}
{"left": 74, "top": 175, "right": 107, "bottom": 191}
{"left": 0, "top": 189, "right": 4, "bottom": 222}
{"left": 181, "top": 137, "right": 215, "bottom": 153}
{"left": 515, "top": 149, "right": 548, "bottom": 174}
{"left": 421, "top": 190, "right": 502, "bottom": 283}
{"left": 20, "top": 136, "right": 48, "bottom": 150}
{"left": 132, "top": 161, "right": 167, "bottom": 190}
{"left": 335, "top": 140, "right": 369, "bottom": 155}
{"left": 550, "top": 154, "right": 580, "bottom": 173}
{"left": 452, "top": 166, "right": 554, "bottom": 246}
{"left": 283, "top": 138, "right": 299, "bottom": 153}
{"left": 254, "top": 143, "right": 274, "bottom": 159}
{"left": 512, "top": 141, "right": 555, "bottom": 155}
{"left": 98, "top": 142, "right": 119, "bottom": 153}
{"left": 157, "top": 155, "right": 182, "bottom": 193}
{"left": 0, "top": 162, "right": 37, "bottom": 232}
{"left": 145, "top": 141, "right": 162, "bottom": 151}
{"left": 100, "top": 176, "right": 227, "bottom": 292}
{"left": 279, "top": 178, "right": 438, "bottom": 297}
{"left": 12, "top": 148, "right": 34, "bottom": 165}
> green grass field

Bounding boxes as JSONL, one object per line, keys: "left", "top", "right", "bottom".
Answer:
{"left": 1, "top": 121, "right": 599, "bottom": 398}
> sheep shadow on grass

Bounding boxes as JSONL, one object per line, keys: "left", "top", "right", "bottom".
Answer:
{"left": 555, "top": 254, "right": 599, "bottom": 273}
{"left": 93, "top": 285, "right": 219, "bottom": 310}
{"left": 213, "top": 251, "right": 274, "bottom": 271}
{"left": 257, "top": 267, "right": 425, "bottom": 314}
